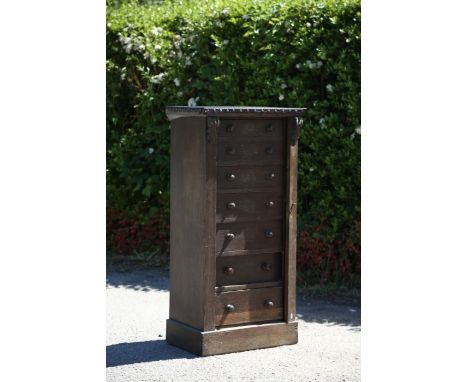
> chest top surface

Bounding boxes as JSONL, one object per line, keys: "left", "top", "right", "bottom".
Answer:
{"left": 166, "top": 106, "right": 306, "bottom": 121}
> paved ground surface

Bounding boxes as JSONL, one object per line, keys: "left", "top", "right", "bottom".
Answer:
{"left": 107, "top": 268, "right": 360, "bottom": 382}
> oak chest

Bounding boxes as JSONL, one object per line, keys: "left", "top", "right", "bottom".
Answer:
{"left": 165, "top": 106, "right": 306, "bottom": 356}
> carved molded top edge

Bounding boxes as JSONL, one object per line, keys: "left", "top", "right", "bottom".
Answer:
{"left": 166, "top": 106, "right": 307, "bottom": 121}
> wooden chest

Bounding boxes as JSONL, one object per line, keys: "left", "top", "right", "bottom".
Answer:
{"left": 165, "top": 106, "right": 306, "bottom": 356}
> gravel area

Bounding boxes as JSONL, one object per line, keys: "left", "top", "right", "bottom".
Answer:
{"left": 107, "top": 268, "right": 360, "bottom": 382}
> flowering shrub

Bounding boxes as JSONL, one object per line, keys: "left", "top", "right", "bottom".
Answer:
{"left": 107, "top": 0, "right": 360, "bottom": 288}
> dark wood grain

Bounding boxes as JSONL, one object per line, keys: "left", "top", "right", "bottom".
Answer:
{"left": 284, "top": 117, "right": 299, "bottom": 323}
{"left": 202, "top": 322, "right": 298, "bottom": 356}
{"left": 166, "top": 319, "right": 203, "bottom": 355}
{"left": 217, "top": 164, "right": 284, "bottom": 190}
{"left": 214, "top": 287, "right": 283, "bottom": 327}
{"left": 217, "top": 139, "right": 284, "bottom": 163}
{"left": 218, "top": 119, "right": 284, "bottom": 138}
{"left": 216, "top": 219, "right": 283, "bottom": 254}
{"left": 203, "top": 116, "right": 218, "bottom": 331}
{"left": 166, "top": 319, "right": 298, "bottom": 356}
{"left": 169, "top": 116, "right": 208, "bottom": 331}
{"left": 216, "top": 192, "right": 284, "bottom": 223}
{"left": 216, "top": 252, "right": 282, "bottom": 286}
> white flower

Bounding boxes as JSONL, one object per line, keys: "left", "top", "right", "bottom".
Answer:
{"left": 151, "top": 27, "right": 162, "bottom": 36}
{"left": 174, "top": 78, "right": 180, "bottom": 87}
{"left": 148, "top": 148, "right": 154, "bottom": 154}
{"left": 124, "top": 44, "right": 133, "bottom": 53}
{"left": 187, "top": 97, "right": 200, "bottom": 107}
{"left": 278, "top": 94, "right": 285, "bottom": 101}
{"left": 154, "top": 44, "right": 162, "bottom": 50}
{"left": 326, "top": 84, "right": 334, "bottom": 93}
{"left": 317, "top": 60, "right": 323, "bottom": 68}
{"left": 306, "top": 22, "right": 312, "bottom": 28}
{"left": 185, "top": 57, "right": 192, "bottom": 66}
{"left": 177, "top": 91, "right": 183, "bottom": 97}
{"left": 295, "top": 63, "right": 301, "bottom": 69}
{"left": 221, "top": 8, "right": 230, "bottom": 17}
{"left": 150, "top": 72, "right": 166, "bottom": 84}
{"left": 306, "top": 60, "right": 313, "bottom": 69}
{"left": 281, "top": 83, "right": 287, "bottom": 89}
{"left": 222, "top": 39, "right": 229, "bottom": 45}
{"left": 242, "top": 14, "right": 250, "bottom": 20}
{"left": 309, "top": 167, "right": 315, "bottom": 172}
{"left": 355, "top": 126, "right": 361, "bottom": 135}
{"left": 138, "top": 44, "right": 145, "bottom": 51}
{"left": 119, "top": 36, "right": 131, "bottom": 45}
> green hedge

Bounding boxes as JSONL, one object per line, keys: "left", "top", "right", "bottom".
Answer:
{"left": 107, "top": 0, "right": 361, "bottom": 288}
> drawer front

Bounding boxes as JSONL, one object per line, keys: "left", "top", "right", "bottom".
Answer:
{"left": 219, "top": 119, "right": 284, "bottom": 138}
{"left": 216, "top": 253, "right": 282, "bottom": 286}
{"left": 217, "top": 140, "right": 284, "bottom": 163}
{"left": 216, "top": 220, "right": 283, "bottom": 255}
{"left": 216, "top": 192, "right": 283, "bottom": 223}
{"left": 217, "top": 165, "right": 284, "bottom": 190}
{"left": 215, "top": 287, "right": 283, "bottom": 327}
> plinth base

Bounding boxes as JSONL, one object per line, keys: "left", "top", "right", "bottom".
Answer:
{"left": 166, "top": 319, "right": 298, "bottom": 356}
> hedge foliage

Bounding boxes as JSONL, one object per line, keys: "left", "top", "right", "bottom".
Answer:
{"left": 107, "top": 0, "right": 361, "bottom": 289}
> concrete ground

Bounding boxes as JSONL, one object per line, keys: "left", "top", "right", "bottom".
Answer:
{"left": 107, "top": 268, "right": 360, "bottom": 382}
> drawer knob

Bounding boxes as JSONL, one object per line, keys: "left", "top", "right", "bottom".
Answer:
{"left": 227, "top": 202, "right": 236, "bottom": 209}
{"left": 225, "top": 233, "right": 235, "bottom": 241}
{"left": 264, "top": 300, "right": 275, "bottom": 308}
{"left": 265, "top": 124, "right": 274, "bottom": 132}
{"left": 226, "top": 173, "right": 236, "bottom": 181}
{"left": 226, "top": 146, "right": 236, "bottom": 155}
{"left": 225, "top": 304, "right": 235, "bottom": 312}
{"left": 223, "top": 267, "right": 235, "bottom": 275}
{"left": 261, "top": 262, "right": 272, "bottom": 271}
{"left": 265, "top": 200, "right": 275, "bottom": 208}
{"left": 266, "top": 172, "right": 276, "bottom": 180}
{"left": 265, "top": 146, "right": 274, "bottom": 155}
{"left": 265, "top": 230, "right": 274, "bottom": 238}
{"left": 225, "top": 124, "right": 234, "bottom": 132}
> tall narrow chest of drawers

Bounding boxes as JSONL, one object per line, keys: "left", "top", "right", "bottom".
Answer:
{"left": 165, "top": 106, "right": 306, "bottom": 356}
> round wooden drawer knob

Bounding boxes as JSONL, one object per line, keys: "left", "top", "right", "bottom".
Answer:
{"left": 265, "top": 200, "right": 275, "bottom": 208}
{"left": 265, "top": 230, "right": 274, "bottom": 238}
{"left": 225, "top": 233, "right": 235, "bottom": 241}
{"left": 226, "top": 146, "right": 236, "bottom": 155}
{"left": 226, "top": 173, "right": 236, "bottom": 181}
{"left": 264, "top": 301, "right": 275, "bottom": 308}
{"left": 261, "top": 262, "right": 272, "bottom": 271}
{"left": 267, "top": 172, "right": 276, "bottom": 180}
{"left": 223, "top": 267, "right": 235, "bottom": 275}
{"left": 225, "top": 304, "right": 235, "bottom": 312}
{"left": 227, "top": 202, "right": 236, "bottom": 209}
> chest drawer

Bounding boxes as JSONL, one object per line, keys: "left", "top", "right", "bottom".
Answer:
{"left": 216, "top": 220, "right": 283, "bottom": 255}
{"left": 216, "top": 192, "right": 283, "bottom": 223}
{"left": 216, "top": 252, "right": 282, "bottom": 286}
{"left": 217, "top": 165, "right": 284, "bottom": 190}
{"left": 219, "top": 119, "right": 284, "bottom": 138}
{"left": 217, "top": 139, "right": 284, "bottom": 163}
{"left": 215, "top": 287, "right": 284, "bottom": 327}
